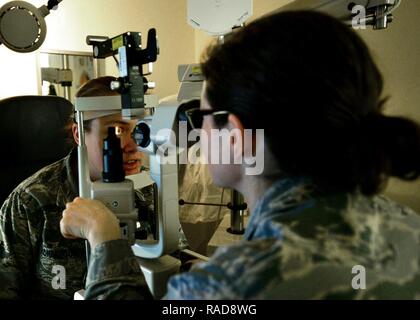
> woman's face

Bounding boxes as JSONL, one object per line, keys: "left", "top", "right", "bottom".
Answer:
{"left": 75, "top": 113, "right": 143, "bottom": 181}
{"left": 200, "top": 82, "right": 243, "bottom": 188}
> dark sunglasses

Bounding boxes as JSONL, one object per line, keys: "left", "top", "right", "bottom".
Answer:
{"left": 184, "top": 108, "right": 229, "bottom": 129}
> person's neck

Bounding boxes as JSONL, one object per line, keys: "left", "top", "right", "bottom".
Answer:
{"left": 234, "top": 176, "right": 276, "bottom": 213}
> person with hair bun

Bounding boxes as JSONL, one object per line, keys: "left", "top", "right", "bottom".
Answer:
{"left": 60, "top": 11, "right": 420, "bottom": 299}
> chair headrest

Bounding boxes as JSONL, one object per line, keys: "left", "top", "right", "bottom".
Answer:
{"left": 0, "top": 95, "right": 74, "bottom": 165}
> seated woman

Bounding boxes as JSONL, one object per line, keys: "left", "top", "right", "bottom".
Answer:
{"left": 60, "top": 10, "right": 420, "bottom": 299}
{"left": 0, "top": 77, "right": 153, "bottom": 299}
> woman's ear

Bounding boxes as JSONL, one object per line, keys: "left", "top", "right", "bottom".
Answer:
{"left": 228, "top": 112, "right": 245, "bottom": 134}
{"left": 228, "top": 114, "right": 263, "bottom": 175}
{"left": 227, "top": 113, "right": 245, "bottom": 159}
{"left": 72, "top": 123, "right": 80, "bottom": 145}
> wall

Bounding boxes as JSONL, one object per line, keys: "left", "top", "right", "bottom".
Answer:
{"left": 0, "top": 0, "right": 195, "bottom": 99}
{"left": 359, "top": 0, "right": 420, "bottom": 212}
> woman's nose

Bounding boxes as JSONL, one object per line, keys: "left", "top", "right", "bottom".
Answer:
{"left": 120, "top": 134, "right": 137, "bottom": 152}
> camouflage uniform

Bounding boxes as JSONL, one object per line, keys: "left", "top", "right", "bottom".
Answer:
{"left": 0, "top": 149, "right": 84, "bottom": 299}
{"left": 0, "top": 149, "right": 154, "bottom": 300}
{"left": 84, "top": 176, "right": 420, "bottom": 300}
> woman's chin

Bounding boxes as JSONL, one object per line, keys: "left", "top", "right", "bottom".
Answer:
{"left": 124, "top": 167, "right": 140, "bottom": 176}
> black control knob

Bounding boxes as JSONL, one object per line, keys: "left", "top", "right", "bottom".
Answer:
{"left": 132, "top": 122, "right": 151, "bottom": 148}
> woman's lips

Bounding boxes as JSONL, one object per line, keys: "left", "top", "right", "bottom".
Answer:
{"left": 124, "top": 159, "right": 140, "bottom": 173}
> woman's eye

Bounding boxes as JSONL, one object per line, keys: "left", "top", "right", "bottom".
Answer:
{"left": 115, "top": 126, "right": 125, "bottom": 136}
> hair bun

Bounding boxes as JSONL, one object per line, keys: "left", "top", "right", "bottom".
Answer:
{"left": 370, "top": 115, "right": 420, "bottom": 180}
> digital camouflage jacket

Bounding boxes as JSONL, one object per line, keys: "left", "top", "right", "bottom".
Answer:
{"left": 0, "top": 149, "right": 153, "bottom": 300}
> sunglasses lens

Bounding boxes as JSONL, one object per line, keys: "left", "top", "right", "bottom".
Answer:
{"left": 192, "top": 110, "right": 203, "bottom": 129}
{"left": 186, "top": 109, "right": 203, "bottom": 129}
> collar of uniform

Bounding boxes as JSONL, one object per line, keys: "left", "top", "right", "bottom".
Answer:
{"left": 244, "top": 175, "right": 315, "bottom": 241}
{"left": 55, "top": 148, "right": 78, "bottom": 207}
{"left": 66, "top": 148, "right": 79, "bottom": 196}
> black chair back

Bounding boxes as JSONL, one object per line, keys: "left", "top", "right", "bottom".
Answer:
{"left": 0, "top": 95, "right": 73, "bottom": 205}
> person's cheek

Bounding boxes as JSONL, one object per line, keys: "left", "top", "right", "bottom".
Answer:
{"left": 201, "top": 119, "right": 211, "bottom": 163}
{"left": 94, "top": 144, "right": 104, "bottom": 174}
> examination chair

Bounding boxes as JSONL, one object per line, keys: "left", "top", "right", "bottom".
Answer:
{"left": 0, "top": 95, "right": 73, "bottom": 207}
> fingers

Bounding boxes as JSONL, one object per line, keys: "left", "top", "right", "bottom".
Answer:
{"left": 60, "top": 197, "right": 120, "bottom": 247}
{"left": 60, "top": 205, "right": 86, "bottom": 240}
{"left": 60, "top": 197, "right": 94, "bottom": 240}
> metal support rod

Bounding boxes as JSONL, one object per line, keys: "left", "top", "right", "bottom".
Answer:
{"left": 62, "top": 54, "right": 71, "bottom": 100}
{"left": 374, "top": 5, "right": 388, "bottom": 29}
{"left": 228, "top": 190, "right": 245, "bottom": 235}
{"left": 76, "top": 110, "right": 92, "bottom": 275}
{"left": 179, "top": 199, "right": 228, "bottom": 207}
{"left": 76, "top": 111, "right": 91, "bottom": 199}
{"left": 179, "top": 191, "right": 247, "bottom": 235}
{"left": 76, "top": 111, "right": 85, "bottom": 145}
